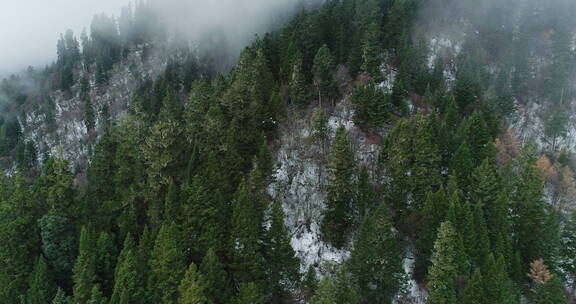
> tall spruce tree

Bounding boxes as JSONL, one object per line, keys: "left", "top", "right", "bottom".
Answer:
{"left": 322, "top": 125, "right": 356, "bottom": 248}
{"left": 200, "top": 248, "right": 229, "bottom": 304}
{"left": 349, "top": 202, "right": 404, "bottom": 303}
{"left": 178, "top": 263, "right": 207, "bottom": 304}
{"left": 26, "top": 256, "right": 57, "bottom": 304}
{"left": 72, "top": 226, "right": 97, "bottom": 304}
{"left": 427, "top": 221, "right": 459, "bottom": 304}
{"left": 265, "top": 201, "right": 300, "bottom": 303}
{"left": 230, "top": 180, "right": 265, "bottom": 289}
{"left": 149, "top": 222, "right": 186, "bottom": 304}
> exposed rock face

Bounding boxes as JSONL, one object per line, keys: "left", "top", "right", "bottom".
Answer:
{"left": 21, "top": 46, "right": 168, "bottom": 171}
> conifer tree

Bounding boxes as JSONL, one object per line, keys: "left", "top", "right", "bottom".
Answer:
{"left": 461, "top": 268, "right": 485, "bottom": 304}
{"left": 265, "top": 201, "right": 300, "bottom": 303}
{"left": 512, "top": 146, "right": 558, "bottom": 267}
{"left": 411, "top": 114, "right": 442, "bottom": 209}
{"left": 87, "top": 285, "right": 106, "bottom": 304}
{"left": 95, "top": 232, "right": 116, "bottom": 295}
{"left": 333, "top": 266, "right": 360, "bottom": 304}
{"left": 309, "top": 277, "right": 335, "bottom": 304}
{"left": 472, "top": 204, "right": 491, "bottom": 267}
{"left": 483, "top": 254, "right": 518, "bottom": 304}
{"left": 73, "top": 226, "right": 97, "bottom": 304}
{"left": 235, "top": 282, "right": 264, "bottom": 304}
{"left": 322, "top": 125, "right": 355, "bottom": 248}
{"left": 52, "top": 288, "right": 68, "bottom": 304}
{"left": 427, "top": 221, "right": 459, "bottom": 304}
{"left": 356, "top": 166, "right": 377, "bottom": 219}
{"left": 350, "top": 202, "right": 404, "bottom": 303}
{"left": 149, "top": 222, "right": 186, "bottom": 304}
{"left": 415, "top": 189, "right": 449, "bottom": 280}
{"left": 178, "top": 263, "right": 207, "bottom": 304}
{"left": 230, "top": 180, "right": 265, "bottom": 288}
{"left": 111, "top": 235, "right": 143, "bottom": 304}
{"left": 302, "top": 266, "right": 318, "bottom": 301}
{"left": 450, "top": 142, "right": 474, "bottom": 197}
{"left": 361, "top": 22, "right": 384, "bottom": 81}
{"left": 26, "top": 256, "right": 57, "bottom": 304}
{"left": 200, "top": 248, "right": 229, "bottom": 304}
{"left": 312, "top": 45, "right": 338, "bottom": 104}
{"left": 532, "top": 276, "right": 566, "bottom": 304}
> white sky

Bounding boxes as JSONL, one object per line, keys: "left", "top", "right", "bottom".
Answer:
{"left": 0, "top": 0, "right": 130, "bottom": 75}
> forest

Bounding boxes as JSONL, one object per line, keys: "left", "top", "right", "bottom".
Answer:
{"left": 1, "top": 0, "right": 576, "bottom": 303}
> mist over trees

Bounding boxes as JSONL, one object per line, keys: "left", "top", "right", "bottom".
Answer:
{"left": 0, "top": 0, "right": 575, "bottom": 303}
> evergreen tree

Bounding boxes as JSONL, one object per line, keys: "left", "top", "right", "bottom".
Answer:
{"left": 110, "top": 235, "right": 144, "bottom": 304}
{"left": 302, "top": 266, "right": 318, "bottom": 301}
{"left": 322, "top": 125, "right": 355, "bottom": 248}
{"left": 265, "top": 201, "right": 300, "bottom": 303}
{"left": 512, "top": 146, "right": 558, "bottom": 267}
{"left": 350, "top": 202, "right": 404, "bottom": 304}
{"left": 178, "top": 263, "right": 207, "bottom": 304}
{"left": 26, "top": 256, "right": 57, "bottom": 304}
{"left": 235, "top": 282, "right": 264, "bottom": 304}
{"left": 309, "top": 277, "right": 335, "bottom": 304}
{"left": 355, "top": 166, "right": 377, "bottom": 219}
{"left": 483, "top": 254, "right": 518, "bottom": 304}
{"left": 472, "top": 204, "right": 491, "bottom": 267}
{"left": 87, "top": 285, "right": 106, "bottom": 304}
{"left": 52, "top": 288, "right": 68, "bottom": 304}
{"left": 230, "top": 180, "right": 265, "bottom": 288}
{"left": 427, "top": 221, "right": 459, "bottom": 304}
{"left": 460, "top": 268, "right": 485, "bottom": 304}
{"left": 532, "top": 276, "right": 566, "bottom": 304}
{"left": 200, "top": 248, "right": 229, "bottom": 304}
{"left": 361, "top": 22, "right": 383, "bottom": 81}
{"left": 415, "top": 189, "right": 449, "bottom": 280}
{"left": 149, "top": 222, "right": 186, "bottom": 304}
{"left": 312, "top": 45, "right": 338, "bottom": 104}
{"left": 73, "top": 226, "right": 97, "bottom": 304}
{"left": 450, "top": 142, "right": 474, "bottom": 196}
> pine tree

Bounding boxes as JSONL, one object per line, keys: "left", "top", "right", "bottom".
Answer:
{"left": 110, "top": 235, "right": 143, "bottom": 304}
{"left": 450, "top": 142, "right": 474, "bottom": 197}
{"left": 289, "top": 51, "right": 310, "bottom": 106}
{"left": 411, "top": 114, "right": 442, "bottom": 210}
{"left": 361, "top": 22, "right": 384, "bottom": 81}
{"left": 230, "top": 180, "right": 265, "bottom": 288}
{"left": 415, "top": 189, "right": 449, "bottom": 280}
{"left": 265, "top": 201, "right": 300, "bottom": 303}
{"left": 512, "top": 146, "right": 558, "bottom": 267}
{"left": 178, "top": 263, "right": 207, "bottom": 304}
{"left": 87, "top": 285, "right": 106, "bottom": 304}
{"left": 200, "top": 248, "right": 229, "bottom": 304}
{"left": 532, "top": 276, "right": 566, "bottom": 304}
{"left": 149, "top": 222, "right": 186, "bottom": 304}
{"left": 52, "top": 288, "right": 68, "bottom": 304}
{"left": 235, "top": 282, "right": 264, "bottom": 304}
{"left": 483, "top": 254, "right": 518, "bottom": 304}
{"left": 333, "top": 266, "right": 360, "bottom": 304}
{"left": 26, "top": 256, "right": 57, "bottom": 304}
{"left": 309, "top": 277, "right": 335, "bottom": 304}
{"left": 312, "top": 45, "right": 338, "bottom": 104}
{"left": 350, "top": 202, "right": 404, "bottom": 303}
{"left": 302, "top": 266, "right": 318, "bottom": 301}
{"left": 460, "top": 268, "right": 485, "bottom": 304}
{"left": 95, "top": 231, "right": 116, "bottom": 295}
{"left": 73, "top": 226, "right": 97, "bottom": 304}
{"left": 472, "top": 204, "right": 491, "bottom": 267}
{"left": 356, "top": 166, "right": 377, "bottom": 219}
{"left": 427, "top": 221, "right": 459, "bottom": 304}
{"left": 322, "top": 125, "right": 355, "bottom": 248}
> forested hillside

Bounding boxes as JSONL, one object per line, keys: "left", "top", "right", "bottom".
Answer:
{"left": 1, "top": 0, "right": 576, "bottom": 303}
